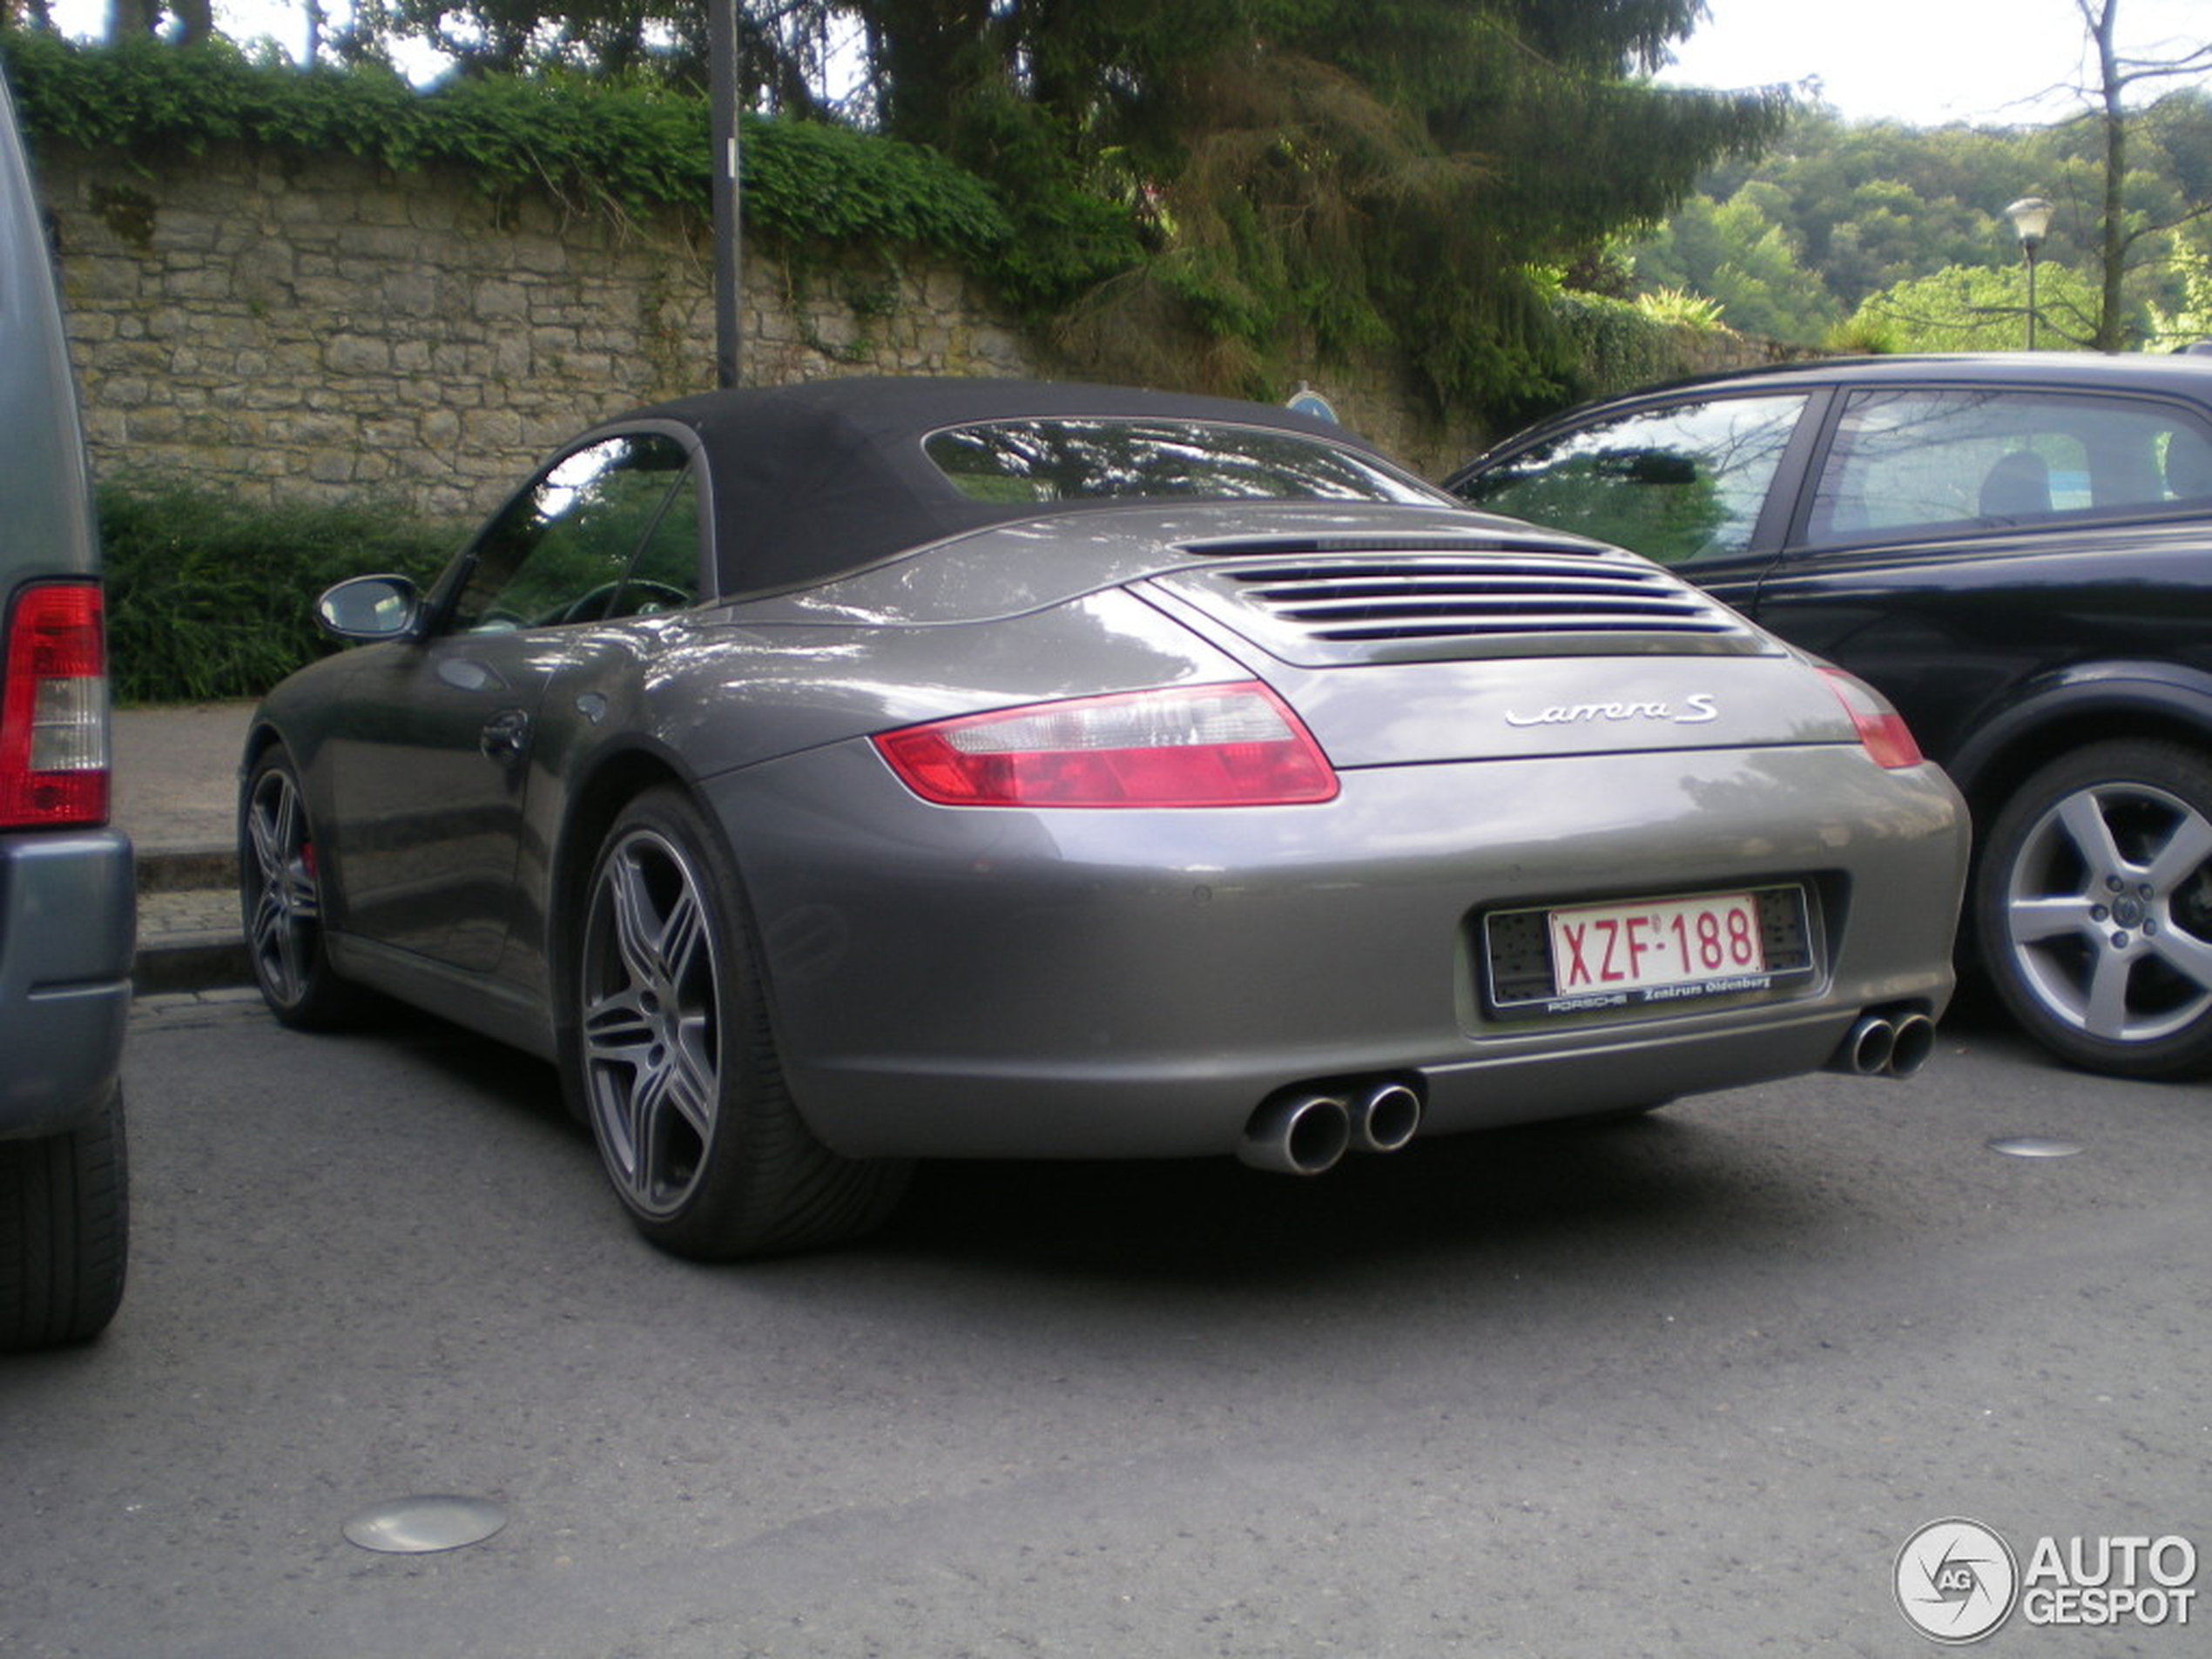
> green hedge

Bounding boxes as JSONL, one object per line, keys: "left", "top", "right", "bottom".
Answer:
{"left": 1551, "top": 291, "right": 1710, "bottom": 403}
{"left": 100, "top": 481, "right": 460, "bottom": 704}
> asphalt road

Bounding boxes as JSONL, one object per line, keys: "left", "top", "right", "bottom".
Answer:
{"left": 3, "top": 991, "right": 2207, "bottom": 1658}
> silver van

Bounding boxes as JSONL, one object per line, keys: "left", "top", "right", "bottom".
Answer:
{"left": 0, "top": 70, "right": 132, "bottom": 1349}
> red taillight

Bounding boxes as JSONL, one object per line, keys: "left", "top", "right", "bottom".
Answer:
{"left": 0, "top": 582, "right": 111, "bottom": 828}
{"left": 1820, "top": 668, "right": 1924, "bottom": 770}
{"left": 873, "top": 681, "right": 1339, "bottom": 807}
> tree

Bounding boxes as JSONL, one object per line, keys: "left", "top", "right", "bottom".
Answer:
{"left": 1629, "top": 188, "right": 1840, "bottom": 343}
{"left": 105, "top": 0, "right": 158, "bottom": 38}
{"left": 97, "top": 0, "right": 213, "bottom": 44}
{"left": 1840, "top": 262, "right": 2104, "bottom": 352}
{"left": 2071, "top": 0, "right": 2212, "bottom": 350}
{"left": 0, "top": 0, "right": 57, "bottom": 33}
{"left": 991, "top": 2, "right": 1791, "bottom": 414}
{"left": 2144, "top": 224, "right": 2212, "bottom": 347}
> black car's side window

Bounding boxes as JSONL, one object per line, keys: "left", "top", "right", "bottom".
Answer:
{"left": 1453, "top": 395, "right": 1807, "bottom": 565}
{"left": 447, "top": 434, "right": 696, "bottom": 632}
{"left": 1806, "top": 389, "right": 2212, "bottom": 546}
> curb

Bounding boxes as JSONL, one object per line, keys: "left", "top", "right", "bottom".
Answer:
{"left": 134, "top": 842, "right": 248, "bottom": 996}
{"left": 138, "top": 846, "right": 235, "bottom": 894}
{"left": 135, "top": 928, "right": 250, "bottom": 995}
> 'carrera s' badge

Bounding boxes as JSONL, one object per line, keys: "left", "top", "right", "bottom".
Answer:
{"left": 1504, "top": 693, "right": 1719, "bottom": 728}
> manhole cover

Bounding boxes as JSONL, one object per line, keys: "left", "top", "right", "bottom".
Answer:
{"left": 342, "top": 1494, "right": 509, "bottom": 1554}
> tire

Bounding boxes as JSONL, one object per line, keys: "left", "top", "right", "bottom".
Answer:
{"left": 566, "top": 787, "right": 908, "bottom": 1258}
{"left": 239, "top": 745, "right": 363, "bottom": 1029}
{"left": 0, "top": 1084, "right": 128, "bottom": 1351}
{"left": 1975, "top": 738, "right": 2212, "bottom": 1078}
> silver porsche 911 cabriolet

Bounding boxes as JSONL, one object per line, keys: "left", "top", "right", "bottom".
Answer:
{"left": 239, "top": 377, "right": 1969, "bottom": 1258}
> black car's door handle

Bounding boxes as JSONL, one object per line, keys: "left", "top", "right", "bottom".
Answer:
{"left": 479, "top": 708, "right": 532, "bottom": 765}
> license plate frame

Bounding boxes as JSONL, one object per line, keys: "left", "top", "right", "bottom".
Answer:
{"left": 1483, "top": 884, "right": 1816, "bottom": 1018}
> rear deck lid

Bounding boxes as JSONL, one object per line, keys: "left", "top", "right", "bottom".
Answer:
{"left": 1139, "top": 531, "right": 1858, "bottom": 766}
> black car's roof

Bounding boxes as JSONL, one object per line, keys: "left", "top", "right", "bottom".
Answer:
{"left": 1554, "top": 350, "right": 2212, "bottom": 414}
{"left": 1451, "top": 350, "right": 2212, "bottom": 481}
{"left": 612, "top": 376, "right": 1424, "bottom": 597}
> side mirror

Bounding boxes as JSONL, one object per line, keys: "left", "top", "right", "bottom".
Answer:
{"left": 315, "top": 574, "right": 421, "bottom": 642}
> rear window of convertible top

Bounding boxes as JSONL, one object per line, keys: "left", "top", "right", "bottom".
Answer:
{"left": 924, "top": 417, "right": 1437, "bottom": 507}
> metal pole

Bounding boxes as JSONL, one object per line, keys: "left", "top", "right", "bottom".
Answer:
{"left": 2005, "top": 197, "right": 2053, "bottom": 353}
{"left": 711, "top": 0, "right": 741, "bottom": 389}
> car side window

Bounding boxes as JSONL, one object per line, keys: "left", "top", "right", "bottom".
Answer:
{"left": 446, "top": 434, "right": 694, "bottom": 632}
{"left": 1453, "top": 395, "right": 1807, "bottom": 565}
{"left": 1806, "top": 389, "right": 2212, "bottom": 546}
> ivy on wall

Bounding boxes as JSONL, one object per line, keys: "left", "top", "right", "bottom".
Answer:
{"left": 1550, "top": 292, "right": 1702, "bottom": 402}
{"left": 0, "top": 36, "right": 1142, "bottom": 314}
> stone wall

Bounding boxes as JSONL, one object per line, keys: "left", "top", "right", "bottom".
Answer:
{"left": 41, "top": 140, "right": 1049, "bottom": 523}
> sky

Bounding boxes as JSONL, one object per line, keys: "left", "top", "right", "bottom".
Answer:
{"left": 36, "top": 0, "right": 2212, "bottom": 129}
{"left": 1656, "top": 0, "right": 2212, "bottom": 126}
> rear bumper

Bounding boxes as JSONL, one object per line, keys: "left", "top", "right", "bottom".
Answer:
{"left": 0, "top": 829, "right": 134, "bottom": 1139}
{"left": 706, "top": 741, "right": 1968, "bottom": 1161}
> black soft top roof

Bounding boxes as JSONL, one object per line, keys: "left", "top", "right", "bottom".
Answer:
{"left": 618, "top": 376, "right": 1421, "bottom": 597}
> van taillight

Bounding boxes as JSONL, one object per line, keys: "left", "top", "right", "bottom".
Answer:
{"left": 0, "top": 582, "right": 111, "bottom": 828}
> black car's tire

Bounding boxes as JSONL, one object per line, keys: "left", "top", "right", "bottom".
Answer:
{"left": 567, "top": 787, "right": 909, "bottom": 1258}
{"left": 1976, "top": 739, "right": 2212, "bottom": 1078}
{"left": 0, "top": 1084, "right": 128, "bottom": 1352}
{"left": 239, "top": 745, "right": 364, "bottom": 1029}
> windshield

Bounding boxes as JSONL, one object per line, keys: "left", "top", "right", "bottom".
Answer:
{"left": 925, "top": 418, "right": 1439, "bottom": 507}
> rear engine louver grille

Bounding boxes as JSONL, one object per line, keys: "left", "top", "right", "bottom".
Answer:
{"left": 1148, "top": 546, "right": 1765, "bottom": 666}
{"left": 1228, "top": 557, "right": 1731, "bottom": 641}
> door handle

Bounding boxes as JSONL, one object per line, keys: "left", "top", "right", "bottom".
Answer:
{"left": 479, "top": 708, "right": 532, "bottom": 765}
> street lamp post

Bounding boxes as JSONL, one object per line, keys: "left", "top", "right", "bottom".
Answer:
{"left": 2006, "top": 196, "right": 2054, "bottom": 352}
{"left": 711, "top": 0, "right": 741, "bottom": 389}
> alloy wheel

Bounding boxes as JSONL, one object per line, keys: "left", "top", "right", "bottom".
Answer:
{"left": 2001, "top": 777, "right": 2212, "bottom": 1046}
{"left": 244, "top": 765, "right": 323, "bottom": 1008}
{"left": 578, "top": 826, "right": 724, "bottom": 1221}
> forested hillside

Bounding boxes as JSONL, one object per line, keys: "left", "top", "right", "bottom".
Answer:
{"left": 1628, "top": 93, "right": 2212, "bottom": 350}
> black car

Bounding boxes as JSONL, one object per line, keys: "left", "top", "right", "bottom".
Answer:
{"left": 1447, "top": 352, "right": 2212, "bottom": 1079}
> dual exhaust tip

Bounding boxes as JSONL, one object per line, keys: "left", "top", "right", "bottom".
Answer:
{"left": 1244, "top": 1008, "right": 1937, "bottom": 1176}
{"left": 1239, "top": 1080, "right": 1422, "bottom": 1177}
{"left": 1829, "top": 1010, "right": 1939, "bottom": 1078}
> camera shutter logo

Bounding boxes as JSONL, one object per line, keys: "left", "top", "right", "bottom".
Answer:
{"left": 1896, "top": 1518, "right": 2021, "bottom": 1644}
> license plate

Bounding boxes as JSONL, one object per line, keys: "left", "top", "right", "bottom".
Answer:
{"left": 1548, "top": 891, "right": 1765, "bottom": 997}
{"left": 1483, "top": 885, "right": 1814, "bottom": 1016}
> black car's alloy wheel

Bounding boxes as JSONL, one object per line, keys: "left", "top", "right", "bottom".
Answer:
{"left": 570, "top": 788, "right": 907, "bottom": 1258}
{"left": 1978, "top": 739, "right": 2212, "bottom": 1078}
{"left": 240, "top": 746, "right": 360, "bottom": 1028}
